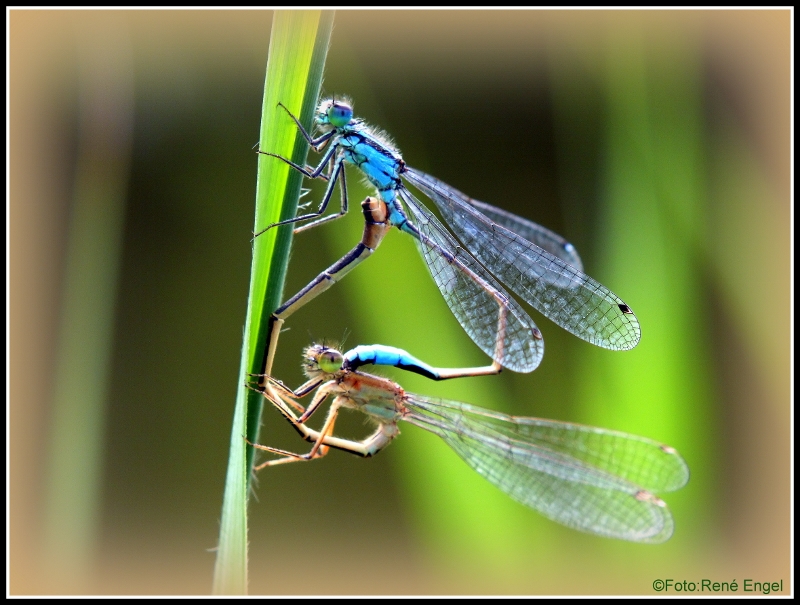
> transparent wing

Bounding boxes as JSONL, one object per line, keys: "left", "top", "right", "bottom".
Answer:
{"left": 404, "top": 168, "right": 641, "bottom": 351}
{"left": 397, "top": 187, "right": 543, "bottom": 373}
{"left": 403, "top": 396, "right": 688, "bottom": 543}
{"left": 404, "top": 171, "right": 584, "bottom": 271}
{"left": 465, "top": 199, "right": 584, "bottom": 270}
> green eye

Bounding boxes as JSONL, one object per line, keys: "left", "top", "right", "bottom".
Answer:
{"left": 318, "top": 349, "right": 343, "bottom": 374}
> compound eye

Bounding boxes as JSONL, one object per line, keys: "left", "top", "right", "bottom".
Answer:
{"left": 318, "top": 348, "right": 343, "bottom": 374}
{"left": 328, "top": 103, "right": 353, "bottom": 127}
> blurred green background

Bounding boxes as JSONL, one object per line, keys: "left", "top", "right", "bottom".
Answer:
{"left": 10, "top": 9, "right": 790, "bottom": 595}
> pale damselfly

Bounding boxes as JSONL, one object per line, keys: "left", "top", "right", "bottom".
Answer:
{"left": 248, "top": 343, "right": 688, "bottom": 543}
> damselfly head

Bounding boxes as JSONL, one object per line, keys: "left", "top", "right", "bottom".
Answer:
{"left": 316, "top": 98, "right": 354, "bottom": 128}
{"left": 302, "top": 343, "right": 344, "bottom": 378}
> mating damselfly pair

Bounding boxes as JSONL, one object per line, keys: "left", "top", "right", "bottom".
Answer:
{"left": 248, "top": 97, "right": 687, "bottom": 543}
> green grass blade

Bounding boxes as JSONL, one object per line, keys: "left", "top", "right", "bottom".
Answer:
{"left": 212, "top": 10, "right": 334, "bottom": 595}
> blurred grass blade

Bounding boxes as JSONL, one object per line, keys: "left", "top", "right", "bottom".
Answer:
{"left": 212, "top": 10, "right": 334, "bottom": 596}
{"left": 41, "top": 25, "right": 133, "bottom": 593}
{"left": 570, "top": 27, "right": 713, "bottom": 549}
